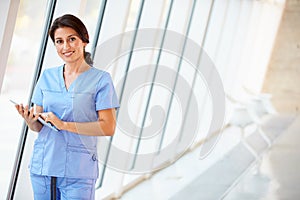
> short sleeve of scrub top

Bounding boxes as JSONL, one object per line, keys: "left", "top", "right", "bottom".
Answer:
{"left": 95, "top": 72, "right": 120, "bottom": 111}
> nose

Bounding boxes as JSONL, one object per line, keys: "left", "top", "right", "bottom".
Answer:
{"left": 63, "top": 41, "right": 70, "bottom": 50}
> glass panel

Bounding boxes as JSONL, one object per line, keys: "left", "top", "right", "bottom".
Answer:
{"left": 120, "top": 0, "right": 172, "bottom": 188}
{"left": 192, "top": 0, "right": 229, "bottom": 144}
{"left": 224, "top": 0, "right": 253, "bottom": 98}
{"left": 120, "top": 0, "right": 195, "bottom": 190}
{"left": 94, "top": 0, "right": 134, "bottom": 199}
{"left": 0, "top": 0, "right": 48, "bottom": 198}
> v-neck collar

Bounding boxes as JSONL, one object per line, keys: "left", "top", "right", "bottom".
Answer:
{"left": 59, "top": 65, "right": 92, "bottom": 92}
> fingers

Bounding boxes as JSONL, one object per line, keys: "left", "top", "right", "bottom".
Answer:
{"left": 40, "top": 112, "right": 58, "bottom": 125}
{"left": 40, "top": 112, "right": 49, "bottom": 121}
{"left": 24, "top": 105, "right": 29, "bottom": 117}
{"left": 33, "top": 113, "right": 40, "bottom": 121}
{"left": 17, "top": 104, "right": 24, "bottom": 116}
{"left": 29, "top": 107, "right": 35, "bottom": 118}
{"left": 40, "top": 112, "right": 53, "bottom": 123}
{"left": 17, "top": 104, "right": 37, "bottom": 122}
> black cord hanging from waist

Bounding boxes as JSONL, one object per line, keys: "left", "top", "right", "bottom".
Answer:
{"left": 51, "top": 176, "right": 57, "bottom": 200}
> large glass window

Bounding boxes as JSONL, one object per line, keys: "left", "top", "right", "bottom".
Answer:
{"left": 0, "top": 0, "right": 48, "bottom": 197}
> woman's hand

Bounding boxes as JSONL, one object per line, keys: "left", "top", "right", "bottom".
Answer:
{"left": 14, "top": 104, "right": 43, "bottom": 132}
{"left": 40, "top": 112, "right": 63, "bottom": 130}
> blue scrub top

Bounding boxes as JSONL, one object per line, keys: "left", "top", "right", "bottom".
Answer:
{"left": 30, "top": 65, "right": 119, "bottom": 179}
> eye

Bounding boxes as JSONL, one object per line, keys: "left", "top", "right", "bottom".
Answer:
{"left": 69, "top": 37, "right": 76, "bottom": 42}
{"left": 55, "top": 39, "right": 63, "bottom": 44}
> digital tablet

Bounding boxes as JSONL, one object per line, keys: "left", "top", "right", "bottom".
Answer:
{"left": 10, "top": 99, "right": 59, "bottom": 132}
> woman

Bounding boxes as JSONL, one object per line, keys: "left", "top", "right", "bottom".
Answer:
{"left": 14, "top": 14, "right": 119, "bottom": 199}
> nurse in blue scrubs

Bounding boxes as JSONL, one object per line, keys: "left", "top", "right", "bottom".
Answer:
{"left": 14, "top": 14, "right": 119, "bottom": 199}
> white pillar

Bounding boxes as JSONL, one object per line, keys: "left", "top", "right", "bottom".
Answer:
{"left": 0, "top": 0, "right": 20, "bottom": 93}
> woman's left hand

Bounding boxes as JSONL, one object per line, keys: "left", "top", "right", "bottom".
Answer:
{"left": 40, "top": 112, "right": 64, "bottom": 130}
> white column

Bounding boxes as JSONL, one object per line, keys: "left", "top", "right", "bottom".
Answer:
{"left": 0, "top": 0, "right": 20, "bottom": 93}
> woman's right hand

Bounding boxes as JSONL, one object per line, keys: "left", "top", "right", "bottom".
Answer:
{"left": 14, "top": 104, "right": 43, "bottom": 132}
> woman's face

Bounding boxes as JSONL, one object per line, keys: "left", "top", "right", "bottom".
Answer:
{"left": 54, "top": 26, "right": 87, "bottom": 64}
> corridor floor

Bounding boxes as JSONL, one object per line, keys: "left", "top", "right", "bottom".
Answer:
{"left": 122, "top": 113, "right": 299, "bottom": 200}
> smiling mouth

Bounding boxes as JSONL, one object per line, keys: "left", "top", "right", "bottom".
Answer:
{"left": 63, "top": 51, "right": 75, "bottom": 57}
